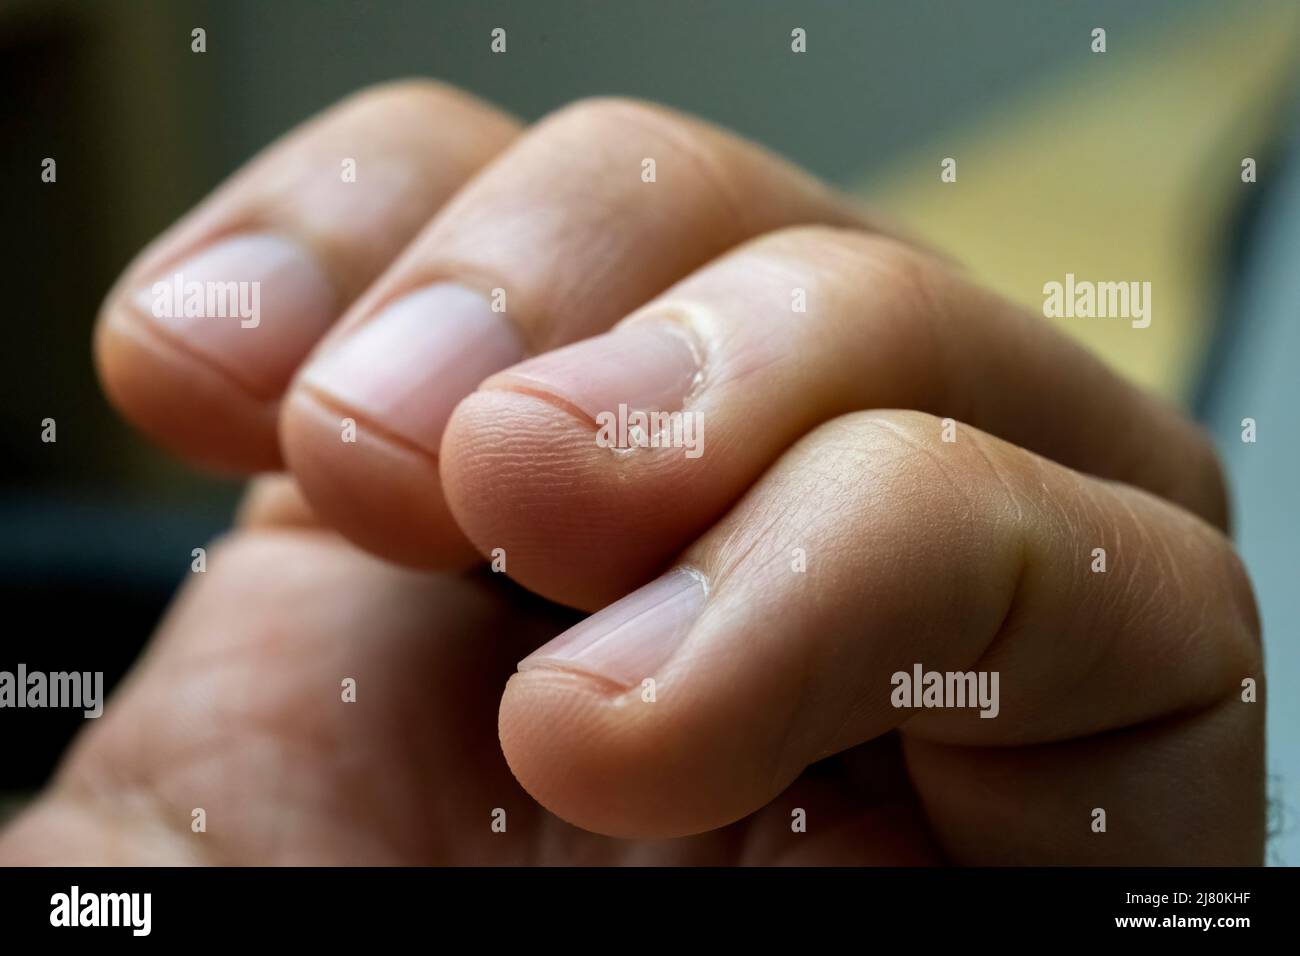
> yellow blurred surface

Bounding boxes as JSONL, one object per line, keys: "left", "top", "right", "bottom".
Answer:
{"left": 861, "top": 4, "right": 1300, "bottom": 403}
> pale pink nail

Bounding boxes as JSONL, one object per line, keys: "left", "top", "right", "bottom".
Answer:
{"left": 518, "top": 568, "right": 707, "bottom": 686}
{"left": 130, "top": 233, "right": 335, "bottom": 397}
{"left": 489, "top": 320, "right": 701, "bottom": 421}
{"left": 298, "top": 284, "right": 525, "bottom": 455}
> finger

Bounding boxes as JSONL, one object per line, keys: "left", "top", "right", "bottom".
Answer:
{"left": 95, "top": 80, "right": 518, "bottom": 472}
{"left": 280, "top": 98, "right": 874, "bottom": 567}
{"left": 234, "top": 473, "right": 322, "bottom": 530}
{"left": 499, "top": 410, "right": 1261, "bottom": 844}
{"left": 444, "top": 227, "right": 1228, "bottom": 609}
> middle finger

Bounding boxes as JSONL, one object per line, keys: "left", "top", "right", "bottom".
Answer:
{"left": 280, "top": 97, "right": 873, "bottom": 567}
{"left": 444, "top": 226, "right": 1228, "bottom": 609}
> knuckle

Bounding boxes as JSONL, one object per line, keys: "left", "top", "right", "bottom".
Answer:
{"left": 337, "top": 78, "right": 500, "bottom": 125}
{"left": 746, "top": 223, "right": 862, "bottom": 261}
{"left": 803, "top": 410, "right": 1031, "bottom": 573}
{"left": 537, "top": 97, "right": 755, "bottom": 227}
{"left": 841, "top": 232, "right": 943, "bottom": 303}
{"left": 811, "top": 409, "right": 1006, "bottom": 505}
{"left": 541, "top": 95, "right": 686, "bottom": 142}
{"left": 749, "top": 227, "right": 942, "bottom": 302}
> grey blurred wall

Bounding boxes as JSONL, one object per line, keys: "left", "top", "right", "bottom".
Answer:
{"left": 201, "top": 0, "right": 1220, "bottom": 186}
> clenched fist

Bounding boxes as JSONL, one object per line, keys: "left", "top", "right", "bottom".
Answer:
{"left": 1, "top": 83, "right": 1262, "bottom": 865}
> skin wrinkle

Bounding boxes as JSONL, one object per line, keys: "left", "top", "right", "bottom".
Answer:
{"left": 1107, "top": 485, "right": 1177, "bottom": 637}
{"left": 459, "top": 427, "right": 655, "bottom": 552}
{"left": 110, "top": 307, "right": 284, "bottom": 405}
{"left": 47, "top": 777, "right": 216, "bottom": 866}
{"left": 694, "top": 498, "right": 820, "bottom": 793}
{"left": 1154, "top": 504, "right": 1193, "bottom": 599}
{"left": 297, "top": 384, "right": 445, "bottom": 465}
{"left": 488, "top": 383, "right": 603, "bottom": 433}
{"left": 465, "top": 390, "right": 699, "bottom": 513}
{"left": 86, "top": 680, "right": 380, "bottom": 861}
{"left": 701, "top": 433, "right": 882, "bottom": 594}
{"left": 965, "top": 428, "right": 1027, "bottom": 524}
{"left": 542, "top": 213, "right": 641, "bottom": 318}
{"left": 986, "top": 471, "right": 1241, "bottom": 742}
{"left": 990, "top": 481, "right": 1126, "bottom": 734}
{"left": 704, "top": 496, "right": 794, "bottom": 594}
{"left": 857, "top": 416, "right": 983, "bottom": 520}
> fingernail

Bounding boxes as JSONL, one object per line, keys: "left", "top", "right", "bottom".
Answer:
{"left": 489, "top": 319, "right": 701, "bottom": 422}
{"left": 298, "top": 284, "right": 525, "bottom": 455}
{"left": 129, "top": 234, "right": 335, "bottom": 397}
{"left": 518, "top": 568, "right": 707, "bottom": 687}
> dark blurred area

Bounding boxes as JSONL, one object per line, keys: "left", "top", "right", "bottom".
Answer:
{"left": 3, "top": 1, "right": 232, "bottom": 789}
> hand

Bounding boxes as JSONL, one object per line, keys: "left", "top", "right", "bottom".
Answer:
{"left": 0, "top": 482, "right": 942, "bottom": 864}
{"left": 5, "top": 83, "right": 1261, "bottom": 864}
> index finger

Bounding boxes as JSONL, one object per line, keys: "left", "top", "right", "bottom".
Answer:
{"left": 500, "top": 410, "right": 1261, "bottom": 844}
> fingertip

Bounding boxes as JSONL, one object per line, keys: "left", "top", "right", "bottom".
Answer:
{"left": 442, "top": 388, "right": 704, "bottom": 609}
{"left": 234, "top": 474, "right": 321, "bottom": 530}
{"left": 280, "top": 387, "right": 480, "bottom": 569}
{"left": 499, "top": 667, "right": 757, "bottom": 839}
{"left": 94, "top": 306, "right": 281, "bottom": 472}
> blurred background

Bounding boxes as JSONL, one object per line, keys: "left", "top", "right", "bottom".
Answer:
{"left": 2, "top": 0, "right": 1297, "bottom": 862}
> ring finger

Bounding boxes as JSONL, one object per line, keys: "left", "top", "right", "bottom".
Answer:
{"left": 279, "top": 97, "right": 883, "bottom": 567}
{"left": 444, "top": 226, "right": 1228, "bottom": 609}
{"left": 94, "top": 80, "right": 519, "bottom": 471}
